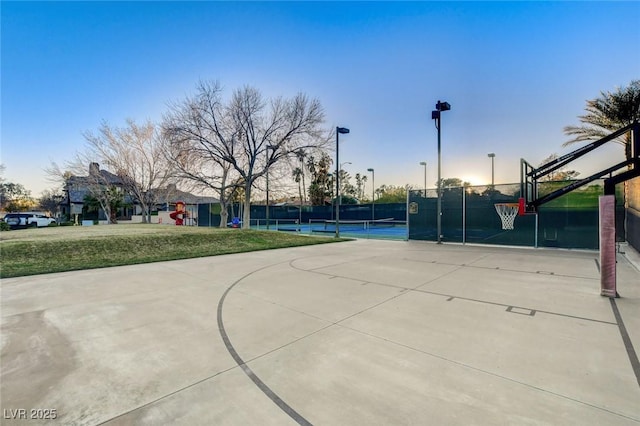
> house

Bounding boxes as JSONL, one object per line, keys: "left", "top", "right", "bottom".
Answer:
{"left": 60, "top": 162, "right": 133, "bottom": 222}
{"left": 61, "top": 163, "right": 219, "bottom": 224}
{"left": 150, "top": 184, "right": 219, "bottom": 212}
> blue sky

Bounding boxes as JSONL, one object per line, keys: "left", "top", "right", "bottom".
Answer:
{"left": 2, "top": 1, "right": 639, "bottom": 197}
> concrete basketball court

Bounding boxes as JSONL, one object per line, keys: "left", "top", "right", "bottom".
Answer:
{"left": 2, "top": 239, "right": 640, "bottom": 425}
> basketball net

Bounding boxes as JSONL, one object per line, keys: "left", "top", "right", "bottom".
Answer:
{"left": 494, "top": 203, "right": 520, "bottom": 230}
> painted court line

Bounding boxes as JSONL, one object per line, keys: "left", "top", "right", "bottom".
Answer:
{"left": 217, "top": 263, "right": 313, "bottom": 426}
{"left": 610, "top": 298, "right": 640, "bottom": 388}
{"left": 290, "top": 256, "right": 616, "bottom": 325}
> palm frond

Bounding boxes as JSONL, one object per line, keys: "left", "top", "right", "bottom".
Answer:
{"left": 563, "top": 80, "right": 640, "bottom": 155}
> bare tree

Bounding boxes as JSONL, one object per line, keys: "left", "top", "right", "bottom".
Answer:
{"left": 38, "top": 189, "right": 64, "bottom": 217}
{"left": 165, "top": 81, "right": 331, "bottom": 229}
{"left": 83, "top": 119, "right": 174, "bottom": 223}
{"left": 163, "top": 81, "right": 240, "bottom": 227}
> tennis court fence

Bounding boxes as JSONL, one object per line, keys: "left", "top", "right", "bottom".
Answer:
{"left": 197, "top": 179, "right": 631, "bottom": 248}
{"left": 249, "top": 217, "right": 407, "bottom": 239}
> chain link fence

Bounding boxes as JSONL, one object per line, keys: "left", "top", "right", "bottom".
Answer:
{"left": 408, "top": 180, "right": 625, "bottom": 249}
{"left": 197, "top": 179, "right": 627, "bottom": 248}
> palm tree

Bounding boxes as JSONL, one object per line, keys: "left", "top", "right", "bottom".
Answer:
{"left": 354, "top": 173, "right": 367, "bottom": 200}
{"left": 295, "top": 149, "right": 306, "bottom": 203}
{"left": 292, "top": 167, "right": 303, "bottom": 205}
{"left": 306, "top": 152, "right": 333, "bottom": 205}
{"left": 83, "top": 186, "right": 125, "bottom": 224}
{"left": 564, "top": 81, "right": 640, "bottom": 216}
{"left": 563, "top": 80, "right": 640, "bottom": 160}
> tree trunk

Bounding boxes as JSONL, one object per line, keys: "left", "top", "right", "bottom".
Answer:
{"left": 140, "top": 203, "right": 149, "bottom": 223}
{"left": 99, "top": 201, "right": 112, "bottom": 224}
{"left": 242, "top": 187, "right": 251, "bottom": 229}
{"left": 301, "top": 171, "right": 306, "bottom": 203}
{"left": 219, "top": 201, "right": 228, "bottom": 228}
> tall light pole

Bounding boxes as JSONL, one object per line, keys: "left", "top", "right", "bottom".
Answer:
{"left": 432, "top": 100, "right": 451, "bottom": 244}
{"left": 297, "top": 149, "right": 304, "bottom": 230}
{"left": 335, "top": 127, "right": 350, "bottom": 238}
{"left": 265, "top": 144, "right": 276, "bottom": 230}
{"left": 487, "top": 153, "right": 495, "bottom": 187}
{"left": 367, "top": 168, "right": 374, "bottom": 220}
{"left": 419, "top": 161, "right": 427, "bottom": 195}
{"left": 327, "top": 173, "right": 334, "bottom": 221}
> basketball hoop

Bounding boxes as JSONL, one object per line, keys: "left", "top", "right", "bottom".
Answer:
{"left": 494, "top": 203, "right": 520, "bottom": 230}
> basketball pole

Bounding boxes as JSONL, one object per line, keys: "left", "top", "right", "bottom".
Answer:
{"left": 599, "top": 195, "right": 617, "bottom": 297}
{"left": 519, "top": 197, "right": 538, "bottom": 248}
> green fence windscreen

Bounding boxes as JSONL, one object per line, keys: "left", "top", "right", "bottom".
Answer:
{"left": 408, "top": 180, "right": 626, "bottom": 249}
{"left": 197, "top": 179, "right": 626, "bottom": 248}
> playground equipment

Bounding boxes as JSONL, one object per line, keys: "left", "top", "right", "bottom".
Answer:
{"left": 169, "top": 201, "right": 189, "bottom": 226}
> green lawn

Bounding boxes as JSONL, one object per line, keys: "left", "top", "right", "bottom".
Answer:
{"left": 0, "top": 224, "right": 345, "bottom": 278}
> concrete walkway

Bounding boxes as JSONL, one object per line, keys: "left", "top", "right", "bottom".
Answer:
{"left": 2, "top": 240, "right": 639, "bottom": 425}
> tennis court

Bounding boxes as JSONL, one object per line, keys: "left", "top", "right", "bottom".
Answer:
{"left": 251, "top": 218, "right": 408, "bottom": 240}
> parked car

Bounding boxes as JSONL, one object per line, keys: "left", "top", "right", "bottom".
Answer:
{"left": 3, "top": 213, "right": 56, "bottom": 229}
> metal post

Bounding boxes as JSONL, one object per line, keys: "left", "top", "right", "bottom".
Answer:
{"left": 462, "top": 187, "right": 466, "bottom": 244}
{"left": 424, "top": 163, "right": 427, "bottom": 195}
{"left": 299, "top": 154, "right": 303, "bottom": 233}
{"left": 534, "top": 213, "right": 539, "bottom": 248}
{"left": 328, "top": 174, "right": 334, "bottom": 221}
{"left": 492, "top": 156, "right": 495, "bottom": 187}
{"left": 488, "top": 153, "right": 496, "bottom": 187}
{"left": 336, "top": 131, "right": 340, "bottom": 238}
{"left": 433, "top": 100, "right": 450, "bottom": 244}
{"left": 335, "top": 127, "right": 350, "bottom": 237}
{"left": 266, "top": 147, "right": 270, "bottom": 230}
{"left": 405, "top": 187, "right": 410, "bottom": 241}
{"left": 420, "top": 161, "right": 427, "bottom": 196}
{"left": 368, "top": 168, "right": 375, "bottom": 221}
{"left": 372, "top": 170, "right": 375, "bottom": 220}
{"left": 437, "top": 113, "right": 442, "bottom": 244}
{"left": 633, "top": 122, "right": 639, "bottom": 158}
